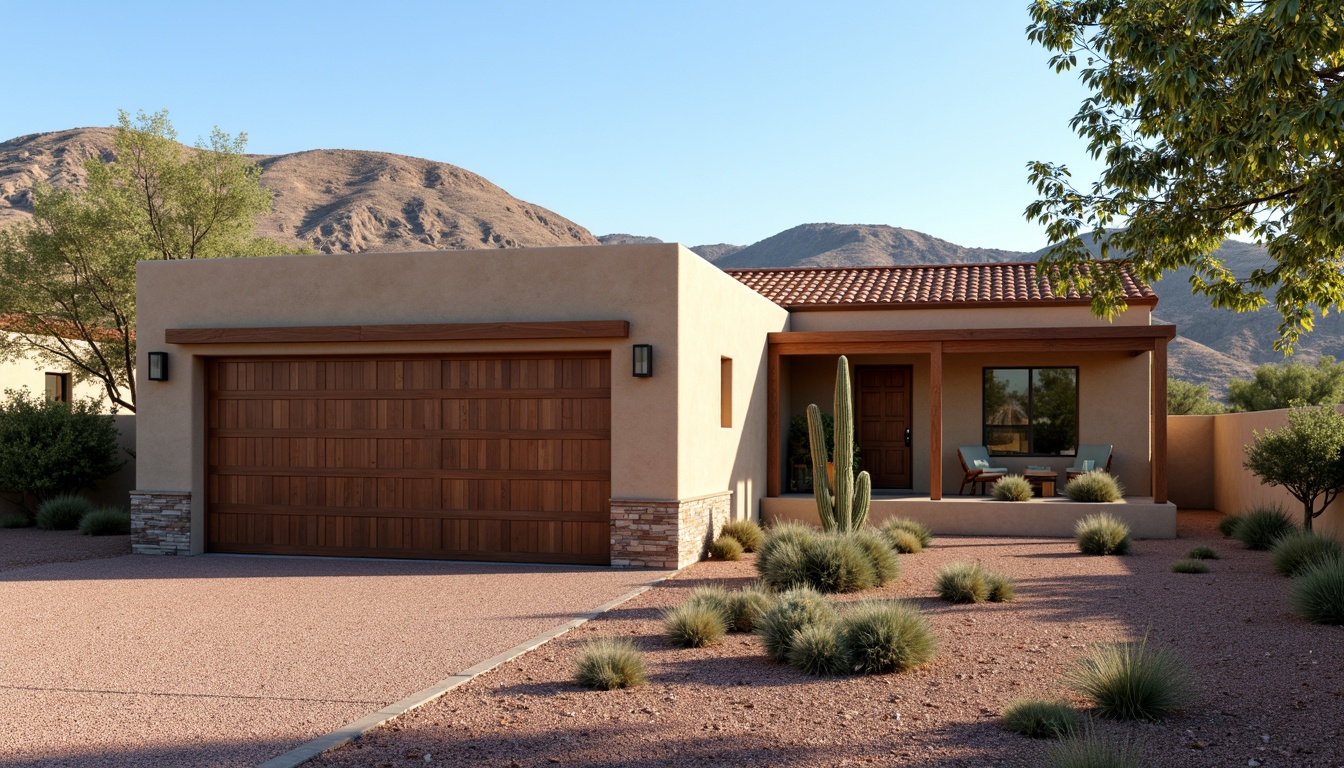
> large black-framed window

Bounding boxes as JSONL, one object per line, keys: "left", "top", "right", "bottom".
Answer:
{"left": 983, "top": 367, "right": 1078, "bottom": 456}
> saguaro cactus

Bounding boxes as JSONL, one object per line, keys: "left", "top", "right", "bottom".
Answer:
{"left": 807, "top": 356, "right": 872, "bottom": 532}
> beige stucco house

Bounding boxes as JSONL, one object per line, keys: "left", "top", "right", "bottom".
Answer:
{"left": 132, "top": 243, "right": 1175, "bottom": 568}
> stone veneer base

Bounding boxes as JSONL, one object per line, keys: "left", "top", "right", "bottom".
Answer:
{"left": 610, "top": 491, "right": 733, "bottom": 569}
{"left": 130, "top": 490, "right": 192, "bottom": 555}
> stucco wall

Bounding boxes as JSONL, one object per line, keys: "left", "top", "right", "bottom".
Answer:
{"left": 788, "top": 304, "right": 1152, "bottom": 332}
{"left": 1167, "top": 415, "right": 1215, "bottom": 509}
{"left": 0, "top": 336, "right": 111, "bottom": 404}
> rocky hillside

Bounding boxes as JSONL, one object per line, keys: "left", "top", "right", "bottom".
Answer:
{"left": 0, "top": 128, "right": 598, "bottom": 253}
{"left": 713, "top": 223, "right": 1026, "bottom": 269}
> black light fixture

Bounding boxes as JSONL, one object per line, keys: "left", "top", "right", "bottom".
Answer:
{"left": 632, "top": 344, "right": 653, "bottom": 377}
{"left": 147, "top": 352, "right": 169, "bottom": 381}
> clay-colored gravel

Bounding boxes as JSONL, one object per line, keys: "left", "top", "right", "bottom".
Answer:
{"left": 314, "top": 511, "right": 1344, "bottom": 768}
{"left": 0, "top": 554, "right": 665, "bottom": 767}
{"left": 0, "top": 528, "right": 130, "bottom": 572}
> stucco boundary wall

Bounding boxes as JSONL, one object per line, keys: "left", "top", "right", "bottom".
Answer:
{"left": 611, "top": 491, "right": 732, "bottom": 569}
{"left": 1169, "top": 408, "right": 1344, "bottom": 538}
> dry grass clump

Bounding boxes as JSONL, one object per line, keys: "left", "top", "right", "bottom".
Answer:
{"left": 786, "top": 622, "right": 847, "bottom": 676}
{"left": 1291, "top": 556, "right": 1344, "bottom": 625}
{"left": 755, "top": 586, "right": 836, "bottom": 662}
{"left": 1066, "top": 635, "right": 1190, "bottom": 721}
{"left": 838, "top": 600, "right": 938, "bottom": 674}
{"left": 1216, "top": 514, "right": 1242, "bottom": 537}
{"left": 1064, "top": 471, "right": 1125, "bottom": 503}
{"left": 663, "top": 602, "right": 728, "bottom": 648}
{"left": 1170, "top": 559, "right": 1209, "bottom": 574}
{"left": 709, "top": 535, "right": 744, "bottom": 561}
{"left": 850, "top": 528, "right": 900, "bottom": 585}
{"left": 1186, "top": 545, "right": 1219, "bottom": 560}
{"left": 35, "top": 494, "right": 94, "bottom": 531}
{"left": 992, "top": 475, "right": 1035, "bottom": 501}
{"left": 0, "top": 511, "right": 30, "bottom": 528}
{"left": 718, "top": 519, "right": 764, "bottom": 551}
{"left": 934, "top": 562, "right": 1015, "bottom": 604}
{"left": 1000, "top": 698, "right": 1081, "bottom": 739}
{"left": 78, "top": 507, "right": 131, "bottom": 536}
{"left": 1075, "top": 513, "right": 1132, "bottom": 555}
{"left": 574, "top": 638, "right": 646, "bottom": 690}
{"left": 1233, "top": 504, "right": 1295, "bottom": 550}
{"left": 880, "top": 517, "right": 932, "bottom": 549}
{"left": 725, "top": 585, "right": 774, "bottom": 632}
{"left": 756, "top": 524, "right": 900, "bottom": 594}
{"left": 1270, "top": 530, "right": 1343, "bottom": 577}
{"left": 1040, "top": 728, "right": 1148, "bottom": 768}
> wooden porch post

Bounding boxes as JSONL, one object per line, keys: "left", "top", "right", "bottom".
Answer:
{"left": 767, "top": 345, "right": 781, "bottom": 497}
{"left": 1151, "top": 338, "right": 1168, "bottom": 503}
{"left": 930, "top": 342, "right": 943, "bottom": 500}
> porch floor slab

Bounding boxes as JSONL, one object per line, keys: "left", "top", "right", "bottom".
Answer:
{"left": 762, "top": 494, "right": 1177, "bottom": 538}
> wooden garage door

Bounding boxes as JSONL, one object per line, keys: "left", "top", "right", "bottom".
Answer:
{"left": 206, "top": 353, "right": 611, "bottom": 564}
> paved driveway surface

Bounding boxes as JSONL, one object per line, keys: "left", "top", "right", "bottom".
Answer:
{"left": 0, "top": 553, "right": 665, "bottom": 767}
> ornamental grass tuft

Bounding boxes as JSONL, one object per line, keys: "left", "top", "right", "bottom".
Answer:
{"left": 1270, "top": 530, "right": 1343, "bottom": 577}
{"left": 880, "top": 517, "right": 932, "bottom": 548}
{"left": 1000, "top": 698, "right": 1081, "bottom": 739}
{"left": 1233, "top": 504, "right": 1295, "bottom": 550}
{"left": 1186, "top": 545, "right": 1219, "bottom": 560}
{"left": 1291, "top": 556, "right": 1344, "bottom": 625}
{"left": 663, "top": 602, "right": 728, "bottom": 648}
{"left": 787, "top": 622, "right": 848, "bottom": 676}
{"left": 1066, "top": 634, "right": 1190, "bottom": 721}
{"left": 682, "top": 585, "right": 732, "bottom": 618}
{"left": 1040, "top": 728, "right": 1148, "bottom": 768}
{"left": 709, "top": 535, "right": 744, "bottom": 561}
{"left": 1075, "top": 513, "right": 1132, "bottom": 556}
{"left": 1064, "top": 471, "right": 1125, "bottom": 503}
{"left": 935, "top": 561, "right": 991, "bottom": 604}
{"left": 803, "top": 535, "right": 877, "bottom": 593}
{"left": 985, "top": 570, "right": 1016, "bottom": 602}
{"left": 35, "top": 494, "right": 95, "bottom": 531}
{"left": 992, "top": 475, "right": 1035, "bottom": 502}
{"left": 1215, "top": 514, "right": 1242, "bottom": 538}
{"left": 719, "top": 519, "right": 764, "bottom": 552}
{"left": 1170, "top": 559, "right": 1209, "bottom": 574}
{"left": 885, "top": 528, "right": 923, "bottom": 554}
{"left": 725, "top": 584, "right": 774, "bottom": 632}
{"left": 837, "top": 600, "right": 938, "bottom": 674}
{"left": 0, "top": 512, "right": 30, "bottom": 529}
{"left": 574, "top": 638, "right": 646, "bottom": 690}
{"left": 850, "top": 528, "right": 900, "bottom": 586}
{"left": 756, "top": 586, "right": 836, "bottom": 662}
{"left": 78, "top": 507, "right": 131, "bottom": 536}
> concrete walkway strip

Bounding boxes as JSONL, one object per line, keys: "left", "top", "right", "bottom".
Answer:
{"left": 256, "top": 578, "right": 665, "bottom": 768}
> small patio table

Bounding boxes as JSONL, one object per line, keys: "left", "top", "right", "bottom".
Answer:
{"left": 1023, "top": 469, "right": 1057, "bottom": 497}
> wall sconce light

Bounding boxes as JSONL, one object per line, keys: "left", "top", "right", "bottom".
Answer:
{"left": 147, "top": 352, "right": 169, "bottom": 381}
{"left": 632, "top": 344, "right": 653, "bottom": 378}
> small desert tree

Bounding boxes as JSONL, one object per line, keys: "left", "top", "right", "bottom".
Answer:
{"left": 1243, "top": 405, "right": 1344, "bottom": 532}
{"left": 1167, "top": 378, "right": 1225, "bottom": 415}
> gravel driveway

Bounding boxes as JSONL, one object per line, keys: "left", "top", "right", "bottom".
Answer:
{"left": 0, "top": 549, "right": 666, "bottom": 767}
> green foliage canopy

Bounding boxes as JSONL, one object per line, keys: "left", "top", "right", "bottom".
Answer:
{"left": 1167, "top": 378, "right": 1226, "bottom": 415}
{"left": 0, "top": 389, "right": 124, "bottom": 510}
{"left": 1226, "top": 356, "right": 1344, "bottom": 411}
{"left": 0, "top": 110, "right": 302, "bottom": 411}
{"left": 1026, "top": 1, "right": 1344, "bottom": 351}
{"left": 1243, "top": 405, "right": 1344, "bottom": 531}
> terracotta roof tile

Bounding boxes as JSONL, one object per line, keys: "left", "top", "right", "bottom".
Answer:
{"left": 725, "top": 262, "right": 1156, "bottom": 309}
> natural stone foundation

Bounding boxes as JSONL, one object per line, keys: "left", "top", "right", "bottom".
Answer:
{"left": 130, "top": 490, "right": 192, "bottom": 555}
{"left": 610, "top": 491, "right": 733, "bottom": 569}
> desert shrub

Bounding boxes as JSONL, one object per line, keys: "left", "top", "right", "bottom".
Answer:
{"left": 725, "top": 585, "right": 774, "bottom": 632}
{"left": 1216, "top": 515, "right": 1242, "bottom": 538}
{"left": 935, "top": 561, "right": 991, "bottom": 604}
{"left": 756, "top": 586, "right": 836, "bottom": 662}
{"left": 1075, "top": 513, "right": 1132, "bottom": 556}
{"left": 709, "top": 535, "right": 744, "bottom": 561}
{"left": 1066, "top": 635, "right": 1190, "bottom": 721}
{"left": 574, "top": 638, "right": 646, "bottom": 690}
{"left": 804, "top": 535, "right": 877, "bottom": 593}
{"left": 35, "top": 494, "right": 94, "bottom": 531}
{"left": 1233, "top": 504, "right": 1296, "bottom": 550}
{"left": 761, "top": 520, "right": 819, "bottom": 556}
{"left": 1064, "top": 471, "right": 1125, "bottom": 502}
{"left": 838, "top": 600, "right": 938, "bottom": 674}
{"left": 0, "top": 511, "right": 30, "bottom": 528}
{"left": 1040, "top": 728, "right": 1147, "bottom": 768}
{"left": 985, "top": 571, "right": 1016, "bottom": 602}
{"left": 992, "top": 475, "right": 1035, "bottom": 502}
{"left": 1270, "top": 530, "right": 1344, "bottom": 577}
{"left": 0, "top": 390, "right": 124, "bottom": 504}
{"left": 79, "top": 507, "right": 131, "bottom": 536}
{"left": 1291, "top": 556, "right": 1344, "bottom": 625}
{"left": 1000, "top": 698, "right": 1081, "bottom": 739}
{"left": 886, "top": 528, "right": 923, "bottom": 554}
{"left": 787, "top": 622, "right": 848, "bottom": 676}
{"left": 1186, "top": 545, "right": 1219, "bottom": 560}
{"left": 663, "top": 602, "right": 728, "bottom": 648}
{"left": 758, "top": 539, "right": 810, "bottom": 591}
{"left": 719, "top": 519, "right": 764, "bottom": 552}
{"left": 1170, "top": 559, "right": 1209, "bottom": 574}
{"left": 880, "top": 517, "right": 932, "bottom": 548}
{"left": 850, "top": 528, "right": 900, "bottom": 586}
{"left": 683, "top": 585, "right": 732, "bottom": 617}
{"left": 760, "top": 530, "right": 894, "bottom": 594}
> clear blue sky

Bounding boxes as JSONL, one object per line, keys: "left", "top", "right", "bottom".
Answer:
{"left": 3, "top": 1, "right": 1101, "bottom": 252}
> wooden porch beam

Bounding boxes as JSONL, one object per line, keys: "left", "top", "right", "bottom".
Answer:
{"left": 767, "top": 346, "right": 781, "bottom": 498}
{"left": 930, "top": 342, "right": 943, "bottom": 501}
{"left": 1152, "top": 337, "right": 1168, "bottom": 504}
{"left": 768, "top": 325, "right": 1176, "bottom": 346}
{"left": 166, "top": 320, "right": 631, "bottom": 345}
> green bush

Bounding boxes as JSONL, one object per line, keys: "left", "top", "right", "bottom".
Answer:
{"left": 787, "top": 622, "right": 848, "bottom": 676}
{"left": 1170, "top": 559, "right": 1209, "bottom": 574}
{"left": 1066, "top": 635, "right": 1189, "bottom": 721}
{"left": 1291, "top": 556, "right": 1344, "bottom": 625}
{"left": 880, "top": 517, "right": 932, "bottom": 548}
{"left": 574, "top": 638, "right": 646, "bottom": 690}
{"left": 1064, "top": 471, "right": 1125, "bottom": 502}
{"left": 709, "top": 535, "right": 744, "bottom": 561}
{"left": 1234, "top": 504, "right": 1296, "bottom": 550}
{"left": 719, "top": 519, "right": 764, "bottom": 552}
{"left": 756, "top": 586, "right": 836, "bottom": 662}
{"left": 725, "top": 585, "right": 774, "bottom": 632}
{"left": 1040, "top": 729, "right": 1148, "bottom": 768}
{"left": 804, "top": 535, "right": 877, "bottom": 593}
{"left": 0, "top": 511, "right": 31, "bottom": 528}
{"left": 1216, "top": 515, "right": 1242, "bottom": 538}
{"left": 1270, "top": 530, "right": 1344, "bottom": 577}
{"left": 992, "top": 475, "right": 1035, "bottom": 501}
{"left": 851, "top": 529, "right": 900, "bottom": 586}
{"left": 1186, "top": 545, "right": 1219, "bottom": 560}
{"left": 935, "top": 561, "right": 991, "bottom": 604}
{"left": 1000, "top": 698, "right": 1081, "bottom": 739}
{"left": 0, "top": 389, "right": 124, "bottom": 504}
{"left": 837, "top": 600, "right": 938, "bottom": 674}
{"left": 35, "top": 494, "right": 95, "bottom": 531}
{"left": 985, "top": 571, "right": 1016, "bottom": 602}
{"left": 663, "top": 602, "right": 728, "bottom": 648}
{"left": 1075, "top": 513, "right": 1132, "bottom": 555}
{"left": 79, "top": 507, "right": 131, "bottom": 536}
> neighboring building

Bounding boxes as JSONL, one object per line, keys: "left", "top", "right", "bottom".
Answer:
{"left": 132, "top": 244, "right": 1175, "bottom": 567}
{"left": 0, "top": 328, "right": 108, "bottom": 405}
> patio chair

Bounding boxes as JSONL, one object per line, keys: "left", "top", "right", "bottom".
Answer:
{"left": 957, "top": 446, "right": 1008, "bottom": 496}
{"left": 1065, "top": 444, "right": 1114, "bottom": 481}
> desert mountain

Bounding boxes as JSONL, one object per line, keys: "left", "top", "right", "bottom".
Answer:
{"left": 0, "top": 128, "right": 598, "bottom": 253}
{"left": 596, "top": 233, "right": 745, "bottom": 263}
{"left": 713, "top": 223, "right": 1027, "bottom": 269}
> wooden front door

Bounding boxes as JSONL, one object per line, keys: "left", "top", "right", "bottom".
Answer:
{"left": 856, "top": 366, "right": 913, "bottom": 489}
{"left": 205, "top": 353, "right": 611, "bottom": 564}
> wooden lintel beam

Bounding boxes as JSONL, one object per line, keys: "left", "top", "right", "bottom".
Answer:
{"left": 768, "top": 325, "right": 1176, "bottom": 347}
{"left": 166, "top": 320, "right": 631, "bottom": 345}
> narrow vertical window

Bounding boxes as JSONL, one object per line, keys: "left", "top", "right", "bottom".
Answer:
{"left": 45, "top": 372, "right": 71, "bottom": 403}
{"left": 720, "top": 357, "right": 733, "bottom": 428}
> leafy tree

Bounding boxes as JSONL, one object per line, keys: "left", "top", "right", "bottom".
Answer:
{"left": 1167, "top": 378, "right": 1226, "bottom": 415}
{"left": 1244, "top": 405, "right": 1344, "bottom": 531}
{"left": 0, "top": 110, "right": 302, "bottom": 412}
{"left": 1226, "top": 357, "right": 1344, "bottom": 412}
{"left": 1026, "top": 1, "right": 1344, "bottom": 351}
{"left": 0, "top": 389, "right": 124, "bottom": 513}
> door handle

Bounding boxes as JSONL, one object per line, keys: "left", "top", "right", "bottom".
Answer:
{"left": 904, "top": 427, "right": 912, "bottom": 447}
